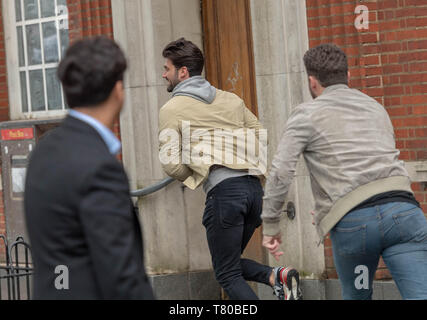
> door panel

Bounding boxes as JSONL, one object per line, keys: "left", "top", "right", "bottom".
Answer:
{"left": 202, "top": 0, "right": 264, "bottom": 268}
{"left": 202, "top": 0, "right": 258, "bottom": 116}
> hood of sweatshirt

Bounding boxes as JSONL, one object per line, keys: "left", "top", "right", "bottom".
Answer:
{"left": 172, "top": 76, "right": 216, "bottom": 104}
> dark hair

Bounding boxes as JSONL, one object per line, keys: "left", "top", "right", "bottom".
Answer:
{"left": 162, "top": 38, "right": 204, "bottom": 77}
{"left": 57, "top": 36, "right": 127, "bottom": 108}
{"left": 303, "top": 43, "right": 348, "bottom": 87}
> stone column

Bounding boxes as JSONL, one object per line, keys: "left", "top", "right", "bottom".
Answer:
{"left": 250, "top": 0, "right": 325, "bottom": 277}
{"left": 111, "top": 0, "right": 219, "bottom": 299}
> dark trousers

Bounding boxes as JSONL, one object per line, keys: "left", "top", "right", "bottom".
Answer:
{"left": 202, "top": 175, "right": 272, "bottom": 300}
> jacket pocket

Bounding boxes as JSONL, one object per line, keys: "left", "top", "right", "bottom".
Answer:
{"left": 331, "top": 224, "right": 367, "bottom": 256}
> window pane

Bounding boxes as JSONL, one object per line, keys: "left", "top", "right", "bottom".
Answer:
{"left": 29, "top": 70, "right": 45, "bottom": 111}
{"left": 45, "top": 68, "right": 62, "bottom": 110}
{"left": 26, "top": 24, "right": 42, "bottom": 65}
{"left": 57, "top": 0, "right": 67, "bottom": 7}
{"left": 15, "top": 0, "right": 22, "bottom": 22}
{"left": 24, "top": 0, "right": 39, "bottom": 20}
{"left": 17, "top": 26, "right": 25, "bottom": 67}
{"left": 60, "top": 28, "right": 69, "bottom": 58}
{"left": 42, "top": 22, "right": 59, "bottom": 63}
{"left": 57, "top": 0, "right": 68, "bottom": 17}
{"left": 20, "top": 72, "right": 28, "bottom": 113}
{"left": 40, "top": 0, "right": 55, "bottom": 18}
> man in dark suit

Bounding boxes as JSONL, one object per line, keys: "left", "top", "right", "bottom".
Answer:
{"left": 24, "top": 37, "right": 154, "bottom": 300}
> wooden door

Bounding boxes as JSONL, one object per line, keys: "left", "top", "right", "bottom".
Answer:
{"left": 202, "top": 0, "right": 265, "bottom": 269}
{"left": 202, "top": 0, "right": 258, "bottom": 116}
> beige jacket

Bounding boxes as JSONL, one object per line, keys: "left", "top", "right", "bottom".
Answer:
{"left": 158, "top": 88, "right": 266, "bottom": 190}
{"left": 262, "top": 84, "right": 412, "bottom": 242}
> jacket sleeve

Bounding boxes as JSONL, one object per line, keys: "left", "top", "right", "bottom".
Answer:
{"left": 79, "top": 160, "right": 154, "bottom": 299}
{"left": 261, "top": 106, "right": 314, "bottom": 236}
{"left": 158, "top": 106, "right": 193, "bottom": 182}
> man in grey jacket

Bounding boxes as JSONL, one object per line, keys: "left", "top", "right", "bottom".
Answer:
{"left": 262, "top": 43, "right": 427, "bottom": 300}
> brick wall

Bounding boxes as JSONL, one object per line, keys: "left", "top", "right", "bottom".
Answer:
{"left": 306, "top": 0, "right": 427, "bottom": 280}
{"left": 68, "top": 0, "right": 114, "bottom": 41}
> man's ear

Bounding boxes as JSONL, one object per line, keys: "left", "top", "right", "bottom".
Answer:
{"left": 179, "top": 66, "right": 190, "bottom": 80}
{"left": 308, "top": 75, "right": 317, "bottom": 90}
{"left": 112, "top": 80, "right": 124, "bottom": 104}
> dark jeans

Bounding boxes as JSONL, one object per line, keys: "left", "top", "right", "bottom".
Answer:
{"left": 202, "top": 175, "right": 272, "bottom": 300}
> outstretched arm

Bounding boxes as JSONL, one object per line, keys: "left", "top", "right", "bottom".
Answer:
{"left": 262, "top": 106, "right": 313, "bottom": 258}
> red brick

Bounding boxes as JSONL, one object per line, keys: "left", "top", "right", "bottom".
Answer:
{"left": 384, "top": 86, "right": 404, "bottom": 96}
{"left": 417, "top": 150, "right": 427, "bottom": 160}
{"left": 405, "top": 0, "right": 427, "bottom": 5}
{"left": 385, "top": 96, "right": 401, "bottom": 106}
{"left": 394, "top": 128, "right": 409, "bottom": 138}
{"left": 387, "top": 106, "right": 408, "bottom": 116}
{"left": 402, "top": 95, "right": 427, "bottom": 105}
{"left": 415, "top": 128, "right": 427, "bottom": 137}
{"left": 365, "top": 76, "right": 382, "bottom": 87}
{"left": 410, "top": 62, "right": 427, "bottom": 72}
{"left": 406, "top": 139, "right": 427, "bottom": 149}
{"left": 413, "top": 106, "right": 427, "bottom": 115}
{"left": 408, "top": 40, "right": 427, "bottom": 50}
{"left": 400, "top": 73, "right": 427, "bottom": 83}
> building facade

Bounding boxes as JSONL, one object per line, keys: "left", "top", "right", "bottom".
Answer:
{"left": 0, "top": 0, "right": 426, "bottom": 299}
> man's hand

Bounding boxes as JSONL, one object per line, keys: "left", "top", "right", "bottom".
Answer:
{"left": 262, "top": 234, "right": 284, "bottom": 261}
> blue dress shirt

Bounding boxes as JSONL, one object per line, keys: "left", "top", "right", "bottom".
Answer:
{"left": 68, "top": 109, "right": 121, "bottom": 155}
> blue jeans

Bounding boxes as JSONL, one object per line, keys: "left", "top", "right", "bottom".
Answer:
{"left": 330, "top": 202, "right": 427, "bottom": 300}
{"left": 202, "top": 176, "right": 272, "bottom": 300}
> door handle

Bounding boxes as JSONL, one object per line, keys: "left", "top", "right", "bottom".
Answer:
{"left": 282, "top": 201, "right": 296, "bottom": 220}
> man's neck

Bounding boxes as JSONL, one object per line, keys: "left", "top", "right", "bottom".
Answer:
{"left": 73, "top": 105, "right": 117, "bottom": 131}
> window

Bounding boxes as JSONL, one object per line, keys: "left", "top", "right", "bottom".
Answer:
{"left": 3, "top": 0, "right": 69, "bottom": 120}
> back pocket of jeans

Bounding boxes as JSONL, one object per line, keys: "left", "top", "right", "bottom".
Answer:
{"left": 393, "top": 207, "right": 427, "bottom": 243}
{"left": 217, "top": 195, "right": 247, "bottom": 229}
{"left": 331, "top": 225, "right": 367, "bottom": 256}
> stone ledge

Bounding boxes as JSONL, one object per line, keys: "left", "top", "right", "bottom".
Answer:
{"left": 148, "top": 270, "right": 221, "bottom": 300}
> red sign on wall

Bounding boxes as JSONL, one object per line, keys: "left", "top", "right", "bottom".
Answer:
{"left": 1, "top": 128, "right": 34, "bottom": 141}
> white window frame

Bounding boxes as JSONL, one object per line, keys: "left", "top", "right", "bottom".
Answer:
{"left": 3, "top": 0, "right": 69, "bottom": 120}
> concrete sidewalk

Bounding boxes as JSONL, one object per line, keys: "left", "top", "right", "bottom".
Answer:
{"left": 257, "top": 278, "right": 402, "bottom": 300}
{"left": 148, "top": 271, "right": 402, "bottom": 300}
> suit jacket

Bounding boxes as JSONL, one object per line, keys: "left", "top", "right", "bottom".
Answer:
{"left": 24, "top": 115, "right": 154, "bottom": 300}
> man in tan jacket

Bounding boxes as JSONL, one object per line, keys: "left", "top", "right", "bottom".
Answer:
{"left": 158, "top": 38, "right": 301, "bottom": 300}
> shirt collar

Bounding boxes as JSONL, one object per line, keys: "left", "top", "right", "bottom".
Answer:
{"left": 68, "top": 109, "right": 121, "bottom": 155}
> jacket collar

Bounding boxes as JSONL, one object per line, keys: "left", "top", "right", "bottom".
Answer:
{"left": 322, "top": 84, "right": 349, "bottom": 95}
